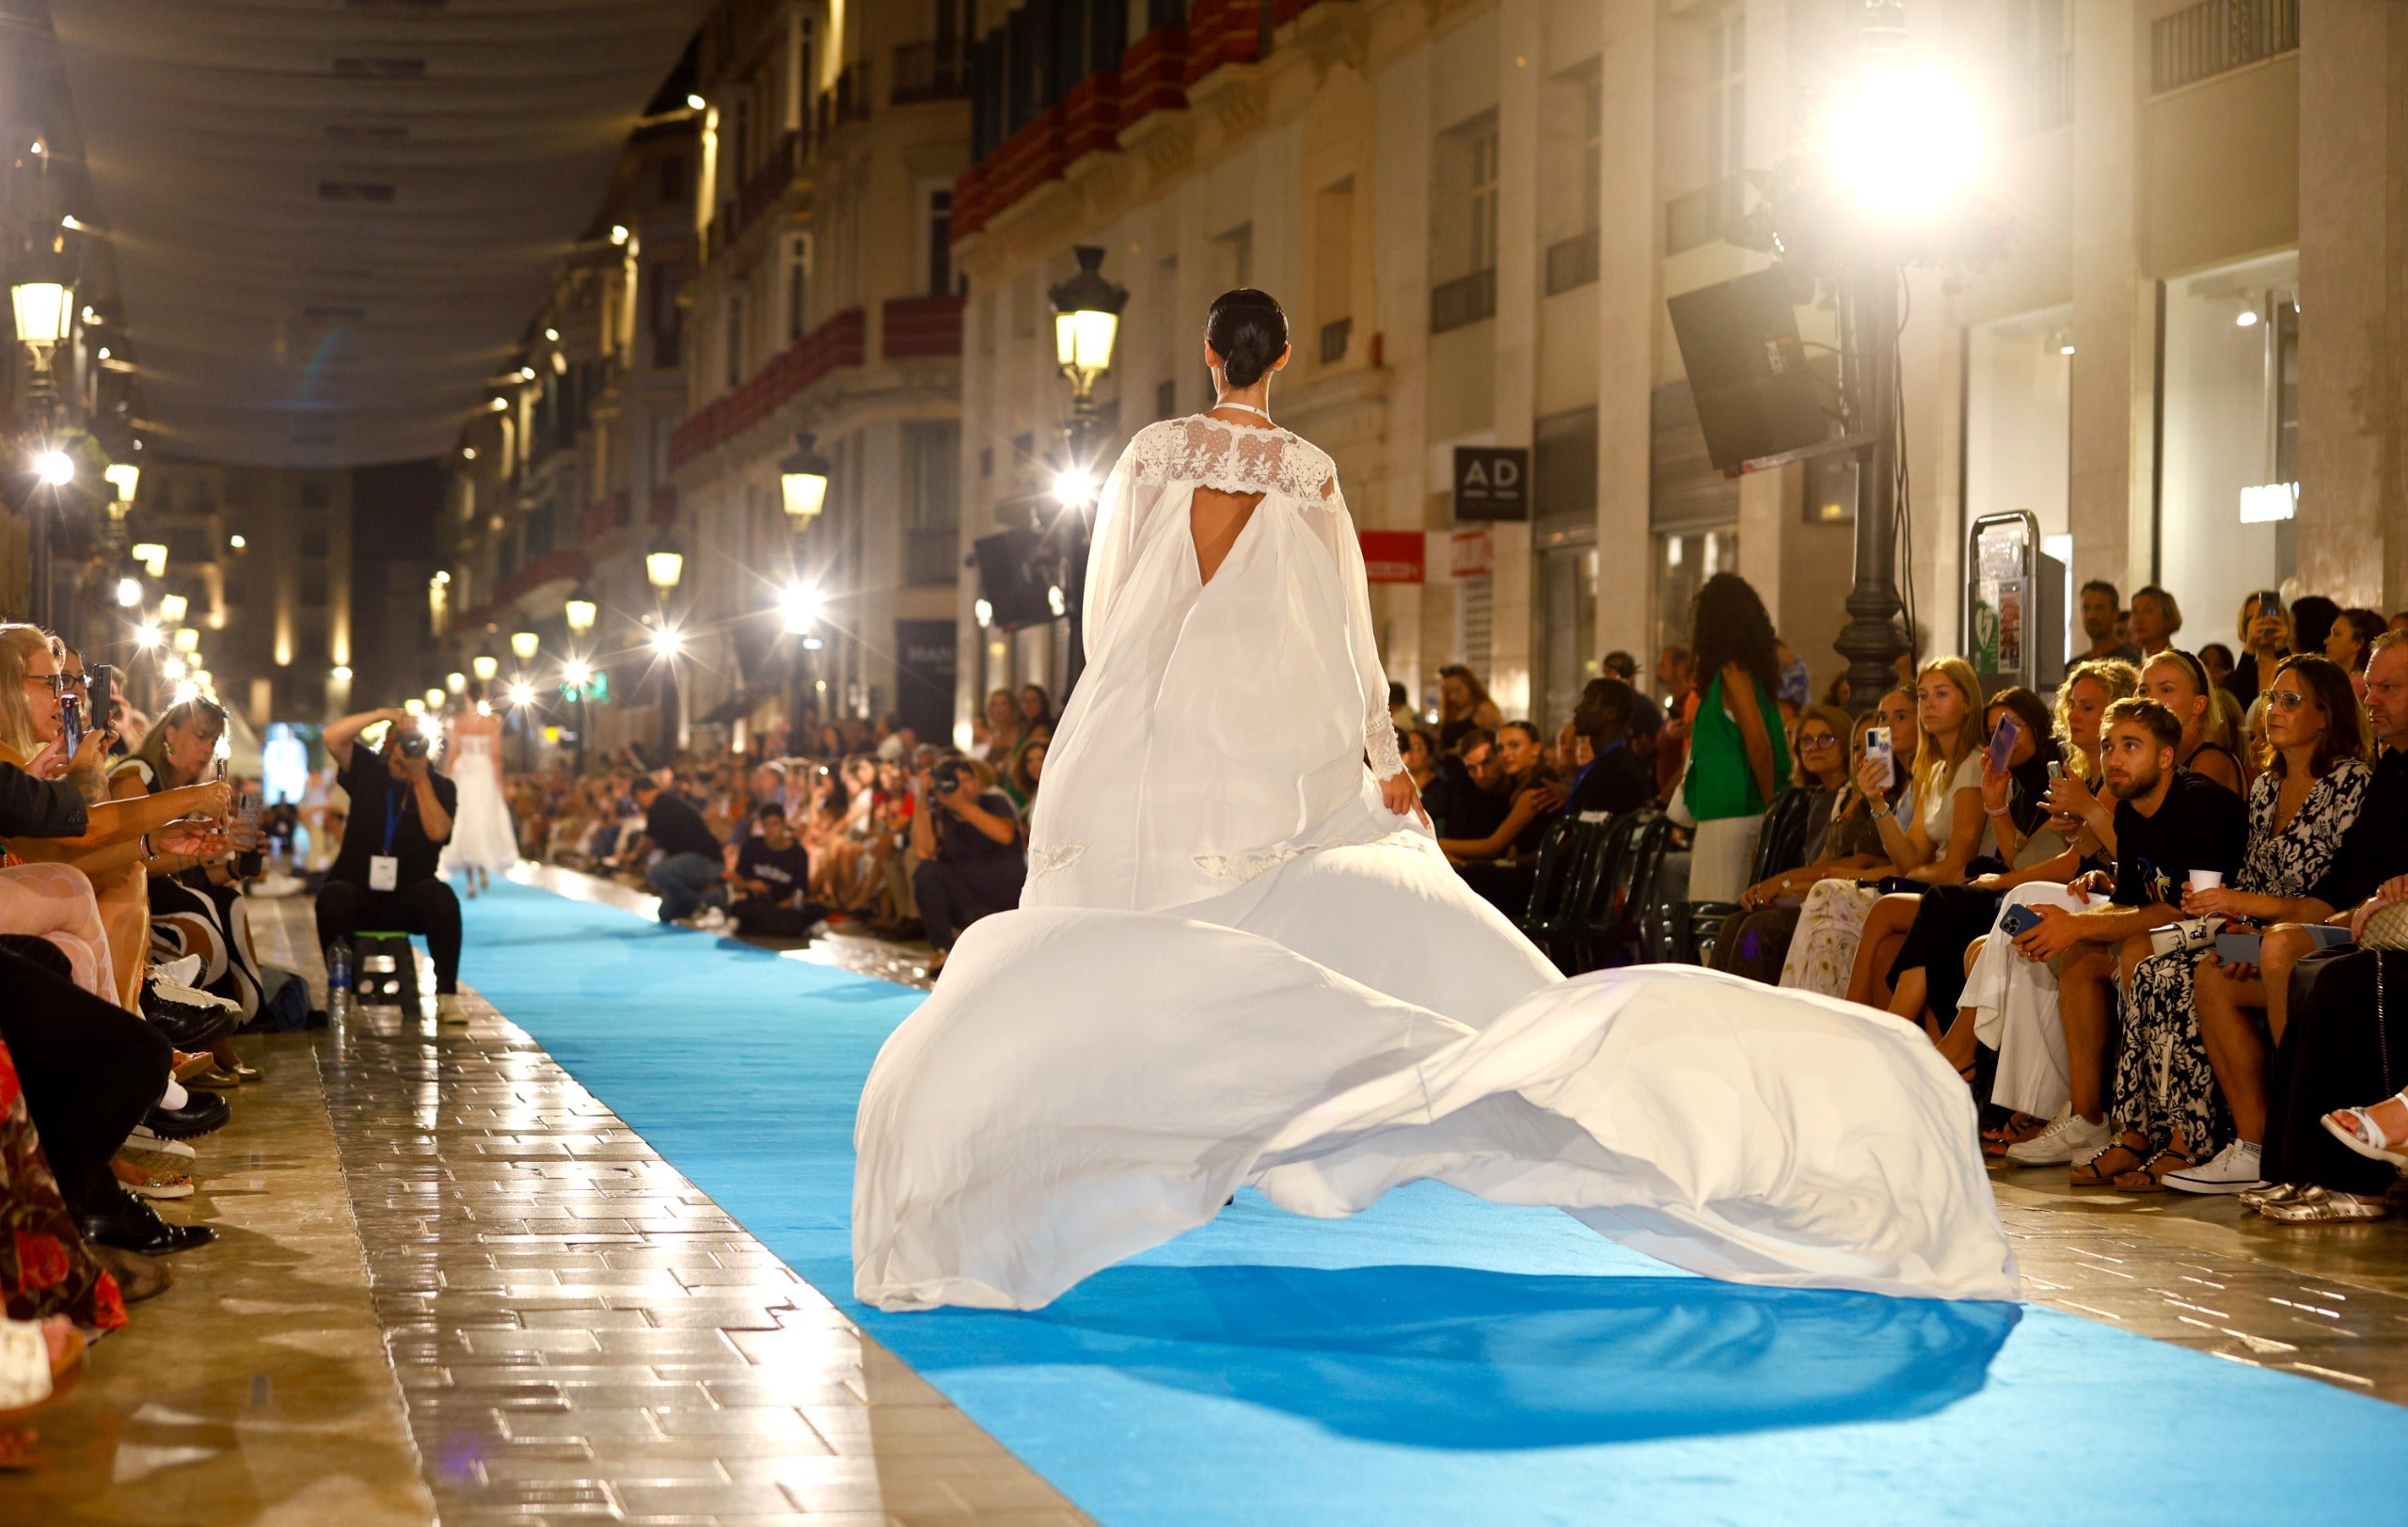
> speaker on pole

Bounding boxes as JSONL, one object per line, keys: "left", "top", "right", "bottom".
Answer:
{"left": 1665, "top": 264, "right": 1832, "bottom": 472}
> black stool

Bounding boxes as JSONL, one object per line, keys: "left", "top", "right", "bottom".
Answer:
{"left": 353, "top": 931, "right": 420, "bottom": 1008}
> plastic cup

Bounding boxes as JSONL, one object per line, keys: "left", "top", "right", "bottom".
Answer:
{"left": 2189, "top": 869, "right": 2225, "bottom": 892}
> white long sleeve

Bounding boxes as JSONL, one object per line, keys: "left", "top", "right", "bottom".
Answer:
{"left": 1303, "top": 479, "right": 1405, "bottom": 783}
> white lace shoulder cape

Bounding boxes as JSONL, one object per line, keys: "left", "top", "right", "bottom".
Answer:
{"left": 1124, "top": 416, "right": 1341, "bottom": 505}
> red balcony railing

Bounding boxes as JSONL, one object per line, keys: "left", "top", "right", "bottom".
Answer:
{"left": 667, "top": 309, "right": 866, "bottom": 469}
{"left": 882, "top": 294, "right": 964, "bottom": 359}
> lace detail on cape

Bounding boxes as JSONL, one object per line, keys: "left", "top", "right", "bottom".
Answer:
{"left": 1194, "top": 828, "right": 1431, "bottom": 885}
{"left": 1027, "top": 843, "right": 1087, "bottom": 881}
{"left": 1126, "top": 417, "right": 1339, "bottom": 502}
{"left": 1363, "top": 704, "right": 1403, "bottom": 782}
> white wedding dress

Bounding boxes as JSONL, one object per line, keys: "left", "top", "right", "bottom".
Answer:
{"left": 852, "top": 414, "right": 2019, "bottom": 1312}
{"left": 438, "top": 725, "right": 519, "bottom": 875}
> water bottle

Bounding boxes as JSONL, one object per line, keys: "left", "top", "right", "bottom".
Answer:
{"left": 325, "top": 940, "right": 352, "bottom": 1025}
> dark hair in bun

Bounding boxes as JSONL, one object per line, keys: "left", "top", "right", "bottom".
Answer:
{"left": 1205, "top": 288, "right": 1288, "bottom": 390}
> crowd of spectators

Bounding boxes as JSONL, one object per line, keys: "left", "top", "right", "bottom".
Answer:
{"left": 2, "top": 558, "right": 2405, "bottom": 1439}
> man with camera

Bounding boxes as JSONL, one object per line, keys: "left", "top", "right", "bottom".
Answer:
{"left": 313, "top": 706, "right": 465, "bottom": 1021}
{"left": 908, "top": 755, "right": 1023, "bottom": 976}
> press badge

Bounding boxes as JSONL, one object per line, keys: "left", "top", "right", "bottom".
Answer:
{"left": 369, "top": 854, "right": 400, "bottom": 891}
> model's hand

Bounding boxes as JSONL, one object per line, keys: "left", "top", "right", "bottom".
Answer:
{"left": 1380, "top": 771, "right": 1429, "bottom": 827}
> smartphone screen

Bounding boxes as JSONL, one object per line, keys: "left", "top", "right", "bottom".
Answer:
{"left": 1986, "top": 713, "right": 2019, "bottom": 774}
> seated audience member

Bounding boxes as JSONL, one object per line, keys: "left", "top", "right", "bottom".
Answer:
{"left": 909, "top": 757, "right": 1023, "bottom": 977}
{"left": 727, "top": 803, "right": 826, "bottom": 938}
{"left": 2327, "top": 608, "right": 2387, "bottom": 697}
{"left": 2141, "top": 648, "right": 2245, "bottom": 793}
{"left": 1707, "top": 702, "right": 1868, "bottom": 979}
{"left": 1388, "top": 681, "right": 1417, "bottom": 739}
{"left": 1441, "top": 722, "right": 1566, "bottom": 914}
{"left": 2289, "top": 595, "right": 2342, "bottom": 667}
{"left": 1560, "top": 677, "right": 1658, "bottom": 820}
{"left": 1868, "top": 686, "right": 2068, "bottom": 1062}
{"left": 1994, "top": 699, "right": 2248, "bottom": 1171}
{"left": 1398, "top": 728, "right": 1440, "bottom": 800}
{"left": 2198, "top": 641, "right": 2236, "bottom": 690}
{"left": 1420, "top": 726, "right": 1502, "bottom": 841}
{"left": 2201, "top": 630, "right": 2408, "bottom": 1219}
{"left": 2090, "top": 654, "right": 2369, "bottom": 1193}
{"left": 312, "top": 706, "right": 467, "bottom": 1021}
{"left": 1779, "top": 659, "right": 1985, "bottom": 997}
{"left": 626, "top": 774, "right": 729, "bottom": 928}
{"left": 0, "top": 758, "right": 196, "bottom": 1261}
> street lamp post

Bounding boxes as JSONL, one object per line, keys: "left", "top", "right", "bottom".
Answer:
{"left": 778, "top": 435, "right": 832, "bottom": 741}
{"left": 1833, "top": 265, "right": 1907, "bottom": 713}
{"left": 1046, "top": 245, "right": 1128, "bottom": 698}
{"left": 563, "top": 585, "right": 596, "bottom": 774}
{"left": 644, "top": 528, "right": 684, "bottom": 762}
{"left": 12, "top": 272, "right": 74, "bottom": 628}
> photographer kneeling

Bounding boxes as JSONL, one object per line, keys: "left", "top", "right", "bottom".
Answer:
{"left": 728, "top": 802, "right": 828, "bottom": 938}
{"left": 313, "top": 707, "right": 465, "bottom": 1021}
{"left": 908, "top": 756, "right": 1023, "bottom": 976}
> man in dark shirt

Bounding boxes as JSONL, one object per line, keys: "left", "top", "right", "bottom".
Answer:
{"left": 1560, "top": 677, "right": 1656, "bottom": 820}
{"left": 1420, "top": 727, "right": 1505, "bottom": 842}
{"left": 313, "top": 706, "right": 465, "bottom": 1012}
{"left": 729, "top": 803, "right": 825, "bottom": 938}
{"left": 628, "top": 775, "right": 727, "bottom": 925}
{"left": 2009, "top": 697, "right": 2248, "bottom": 1151}
{"left": 909, "top": 756, "right": 1024, "bottom": 975}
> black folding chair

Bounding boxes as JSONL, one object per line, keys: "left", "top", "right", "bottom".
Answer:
{"left": 1679, "top": 787, "right": 1817, "bottom": 964}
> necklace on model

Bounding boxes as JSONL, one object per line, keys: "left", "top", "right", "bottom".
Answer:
{"left": 1211, "top": 400, "right": 1273, "bottom": 423}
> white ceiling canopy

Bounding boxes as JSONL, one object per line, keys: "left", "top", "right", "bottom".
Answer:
{"left": 52, "top": 0, "right": 706, "bottom": 468}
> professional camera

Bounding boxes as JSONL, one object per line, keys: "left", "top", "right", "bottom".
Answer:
{"left": 930, "top": 757, "right": 964, "bottom": 799}
{"left": 398, "top": 729, "right": 432, "bottom": 759}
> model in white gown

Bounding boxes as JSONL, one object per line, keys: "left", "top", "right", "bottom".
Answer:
{"left": 438, "top": 715, "right": 518, "bottom": 888}
{"left": 853, "top": 379, "right": 2018, "bottom": 1313}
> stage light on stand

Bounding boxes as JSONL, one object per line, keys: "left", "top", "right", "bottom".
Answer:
{"left": 562, "top": 658, "right": 593, "bottom": 688}
{"left": 506, "top": 678, "right": 536, "bottom": 708}
{"left": 779, "top": 584, "right": 820, "bottom": 635}
{"left": 1826, "top": 62, "right": 1982, "bottom": 222}
{"left": 648, "top": 626, "right": 682, "bottom": 658}
{"left": 135, "top": 621, "right": 162, "bottom": 648}
{"left": 1052, "top": 469, "right": 1097, "bottom": 508}
{"left": 33, "top": 450, "right": 71, "bottom": 486}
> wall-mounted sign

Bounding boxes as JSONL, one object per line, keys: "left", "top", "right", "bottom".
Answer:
{"left": 1450, "top": 529, "right": 1494, "bottom": 579}
{"left": 1452, "top": 446, "right": 1529, "bottom": 521}
{"left": 1357, "top": 531, "right": 1426, "bottom": 583}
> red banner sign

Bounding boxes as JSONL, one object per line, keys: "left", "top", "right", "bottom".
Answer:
{"left": 1358, "top": 530, "right": 1427, "bottom": 584}
{"left": 1450, "top": 530, "right": 1494, "bottom": 579}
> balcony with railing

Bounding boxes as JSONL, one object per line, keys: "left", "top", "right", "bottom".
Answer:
{"left": 1545, "top": 227, "right": 1600, "bottom": 295}
{"left": 893, "top": 40, "right": 969, "bottom": 104}
{"left": 2150, "top": 0, "right": 2298, "bottom": 95}
{"left": 707, "top": 130, "right": 803, "bottom": 260}
{"left": 667, "top": 309, "right": 867, "bottom": 469}
{"left": 1318, "top": 316, "right": 1352, "bottom": 365}
{"left": 1664, "top": 176, "right": 1747, "bottom": 256}
{"left": 882, "top": 294, "right": 965, "bottom": 359}
{"left": 1430, "top": 268, "right": 1497, "bottom": 336}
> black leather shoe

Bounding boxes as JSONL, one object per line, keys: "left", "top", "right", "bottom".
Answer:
{"left": 144, "top": 1091, "right": 231, "bottom": 1140}
{"left": 143, "top": 983, "right": 236, "bottom": 1050}
{"left": 78, "top": 1196, "right": 216, "bottom": 1256}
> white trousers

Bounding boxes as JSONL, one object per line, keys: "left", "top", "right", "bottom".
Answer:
{"left": 1688, "top": 814, "right": 1763, "bottom": 904}
{"left": 1964, "top": 883, "right": 2097, "bottom": 1120}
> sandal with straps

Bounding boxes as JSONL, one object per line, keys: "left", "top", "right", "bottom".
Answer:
{"left": 2321, "top": 1089, "right": 2408, "bottom": 1169}
{"left": 2111, "top": 1147, "right": 2195, "bottom": 1194}
{"left": 2069, "top": 1139, "right": 2150, "bottom": 1187}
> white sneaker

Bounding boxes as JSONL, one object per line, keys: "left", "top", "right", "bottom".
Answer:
{"left": 2163, "top": 1139, "right": 2268, "bottom": 1195}
{"left": 2004, "top": 1109, "right": 2110, "bottom": 1165}
{"left": 154, "top": 954, "right": 203, "bottom": 989}
{"left": 689, "top": 907, "right": 731, "bottom": 932}
{"left": 126, "top": 1125, "right": 197, "bottom": 1160}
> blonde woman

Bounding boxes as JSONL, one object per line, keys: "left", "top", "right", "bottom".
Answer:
{"left": 2139, "top": 649, "right": 2243, "bottom": 794}
{"left": 0, "top": 627, "right": 237, "bottom": 1007}
{"left": 1774, "top": 684, "right": 1926, "bottom": 997}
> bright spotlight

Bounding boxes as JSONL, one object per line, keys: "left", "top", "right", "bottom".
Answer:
{"left": 648, "top": 627, "right": 683, "bottom": 658}
{"left": 1827, "top": 63, "right": 1982, "bottom": 220}
{"left": 331, "top": 664, "right": 353, "bottom": 682}
{"left": 2234, "top": 309, "right": 2261, "bottom": 328}
{"left": 506, "top": 679, "right": 536, "bottom": 708}
{"left": 974, "top": 597, "right": 993, "bottom": 628}
{"left": 115, "top": 576, "right": 142, "bottom": 607}
{"left": 135, "top": 621, "right": 163, "bottom": 649}
{"left": 228, "top": 533, "right": 246, "bottom": 550}
{"left": 161, "top": 656, "right": 187, "bottom": 681}
{"left": 171, "top": 679, "right": 198, "bottom": 705}
{"left": 686, "top": 93, "right": 705, "bottom": 110}
{"left": 32, "top": 450, "right": 72, "bottom": 486}
{"left": 1053, "top": 468, "right": 1098, "bottom": 507}
{"left": 561, "top": 658, "right": 592, "bottom": 688}
{"left": 1047, "top": 584, "right": 1068, "bottom": 617}
{"left": 779, "top": 585, "right": 820, "bottom": 635}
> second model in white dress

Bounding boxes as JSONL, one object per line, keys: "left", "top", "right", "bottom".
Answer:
{"left": 438, "top": 717, "right": 519, "bottom": 883}
{"left": 852, "top": 412, "right": 2019, "bottom": 1312}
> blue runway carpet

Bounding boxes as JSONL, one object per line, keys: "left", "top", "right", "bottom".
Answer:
{"left": 462, "top": 880, "right": 2408, "bottom": 1524}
